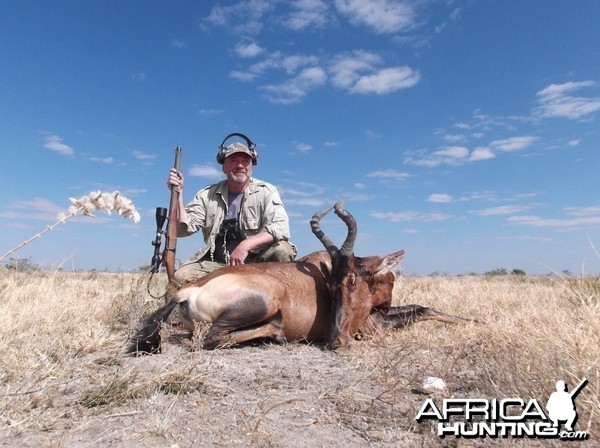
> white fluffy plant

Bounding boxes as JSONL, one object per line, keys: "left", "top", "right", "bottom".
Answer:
{"left": 0, "top": 191, "right": 141, "bottom": 263}
{"left": 63, "top": 190, "right": 141, "bottom": 222}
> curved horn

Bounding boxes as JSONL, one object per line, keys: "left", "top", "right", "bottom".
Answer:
{"left": 311, "top": 203, "right": 338, "bottom": 256}
{"left": 334, "top": 201, "right": 357, "bottom": 257}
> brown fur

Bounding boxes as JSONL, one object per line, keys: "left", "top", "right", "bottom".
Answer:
{"left": 127, "top": 203, "right": 474, "bottom": 355}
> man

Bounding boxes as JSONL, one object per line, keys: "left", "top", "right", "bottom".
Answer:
{"left": 167, "top": 133, "right": 296, "bottom": 284}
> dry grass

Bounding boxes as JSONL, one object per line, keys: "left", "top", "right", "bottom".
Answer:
{"left": 0, "top": 268, "right": 598, "bottom": 447}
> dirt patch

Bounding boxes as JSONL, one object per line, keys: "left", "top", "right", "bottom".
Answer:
{"left": 2, "top": 329, "right": 452, "bottom": 447}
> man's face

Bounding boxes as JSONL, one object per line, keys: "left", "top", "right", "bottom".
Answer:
{"left": 222, "top": 153, "right": 253, "bottom": 185}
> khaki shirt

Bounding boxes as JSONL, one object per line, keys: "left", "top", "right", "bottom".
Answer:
{"left": 178, "top": 178, "right": 291, "bottom": 263}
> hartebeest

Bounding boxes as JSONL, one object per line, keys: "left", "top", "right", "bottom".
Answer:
{"left": 127, "top": 201, "right": 471, "bottom": 354}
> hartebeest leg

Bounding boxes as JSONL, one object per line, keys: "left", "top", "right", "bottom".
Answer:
{"left": 126, "top": 300, "right": 179, "bottom": 355}
{"left": 201, "top": 300, "right": 286, "bottom": 350}
{"left": 360, "top": 304, "right": 479, "bottom": 336}
{"left": 390, "top": 304, "right": 479, "bottom": 325}
{"left": 203, "top": 320, "right": 286, "bottom": 349}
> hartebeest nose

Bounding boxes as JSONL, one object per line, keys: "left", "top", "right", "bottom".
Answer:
{"left": 328, "top": 332, "right": 351, "bottom": 350}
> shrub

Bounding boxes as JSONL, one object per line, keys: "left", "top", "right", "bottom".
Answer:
{"left": 4, "top": 257, "right": 38, "bottom": 272}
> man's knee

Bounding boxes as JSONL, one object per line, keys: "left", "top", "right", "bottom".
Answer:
{"left": 257, "top": 241, "right": 297, "bottom": 262}
{"left": 175, "top": 260, "right": 224, "bottom": 285}
{"left": 174, "top": 266, "right": 199, "bottom": 285}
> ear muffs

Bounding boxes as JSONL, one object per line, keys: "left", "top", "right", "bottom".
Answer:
{"left": 216, "top": 132, "right": 258, "bottom": 165}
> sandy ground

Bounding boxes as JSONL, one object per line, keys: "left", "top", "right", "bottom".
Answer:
{"left": 2, "top": 328, "right": 466, "bottom": 448}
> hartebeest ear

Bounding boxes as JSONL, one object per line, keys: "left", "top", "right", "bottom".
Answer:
{"left": 374, "top": 250, "right": 405, "bottom": 275}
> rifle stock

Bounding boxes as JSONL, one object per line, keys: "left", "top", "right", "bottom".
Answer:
{"left": 164, "top": 146, "right": 182, "bottom": 293}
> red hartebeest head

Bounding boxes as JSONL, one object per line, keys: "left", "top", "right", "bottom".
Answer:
{"left": 311, "top": 201, "right": 405, "bottom": 349}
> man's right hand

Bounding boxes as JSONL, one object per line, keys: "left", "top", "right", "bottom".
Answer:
{"left": 167, "top": 168, "right": 184, "bottom": 192}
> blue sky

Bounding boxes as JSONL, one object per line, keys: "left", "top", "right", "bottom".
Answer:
{"left": 1, "top": 1, "right": 599, "bottom": 275}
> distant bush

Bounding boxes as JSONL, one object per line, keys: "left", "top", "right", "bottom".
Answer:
{"left": 4, "top": 257, "right": 38, "bottom": 272}
{"left": 484, "top": 268, "right": 509, "bottom": 276}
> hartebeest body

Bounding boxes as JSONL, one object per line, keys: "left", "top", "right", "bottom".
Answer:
{"left": 127, "top": 202, "right": 471, "bottom": 354}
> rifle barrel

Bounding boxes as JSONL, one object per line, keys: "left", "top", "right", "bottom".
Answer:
{"left": 569, "top": 377, "right": 588, "bottom": 398}
{"left": 164, "top": 147, "right": 182, "bottom": 291}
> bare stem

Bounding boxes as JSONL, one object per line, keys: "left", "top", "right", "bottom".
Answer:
{"left": 0, "top": 209, "right": 82, "bottom": 263}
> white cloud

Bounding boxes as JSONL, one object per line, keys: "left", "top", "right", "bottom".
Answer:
{"left": 334, "top": 0, "right": 417, "bottom": 34}
{"left": 329, "top": 51, "right": 382, "bottom": 89}
{"left": 567, "top": 139, "right": 581, "bottom": 147}
{"left": 1, "top": 197, "right": 63, "bottom": 221}
{"left": 371, "top": 210, "right": 452, "bottom": 222}
{"left": 204, "top": 5, "right": 228, "bottom": 26}
{"left": 232, "top": 52, "right": 321, "bottom": 83}
{"left": 230, "top": 70, "right": 259, "bottom": 82}
{"left": 278, "top": 187, "right": 314, "bottom": 197}
{"left": 233, "top": 48, "right": 420, "bottom": 101}
{"left": 231, "top": 46, "right": 420, "bottom": 101}
{"left": 428, "top": 194, "right": 453, "bottom": 203}
{"left": 536, "top": 80, "right": 600, "bottom": 119}
{"left": 296, "top": 142, "right": 313, "bottom": 152}
{"left": 329, "top": 51, "right": 420, "bottom": 95}
{"left": 43, "top": 135, "right": 74, "bottom": 156}
{"left": 284, "top": 197, "right": 328, "bottom": 207}
{"left": 437, "top": 146, "right": 469, "bottom": 159}
{"left": 405, "top": 146, "right": 469, "bottom": 167}
{"left": 406, "top": 135, "right": 536, "bottom": 167}
{"left": 472, "top": 205, "right": 533, "bottom": 216}
{"left": 199, "top": 108, "right": 223, "bottom": 115}
{"left": 435, "top": 7, "right": 462, "bottom": 34}
{"left": 366, "top": 169, "right": 411, "bottom": 181}
{"left": 131, "top": 72, "right": 146, "bottom": 82}
{"left": 469, "top": 147, "right": 495, "bottom": 161}
{"left": 261, "top": 66, "right": 327, "bottom": 104}
{"left": 132, "top": 150, "right": 156, "bottom": 161}
{"left": 205, "top": 0, "right": 417, "bottom": 35}
{"left": 537, "top": 80, "right": 594, "bottom": 98}
{"left": 89, "top": 156, "right": 114, "bottom": 164}
{"left": 443, "top": 133, "right": 466, "bottom": 143}
{"left": 490, "top": 136, "right": 538, "bottom": 152}
{"left": 507, "top": 214, "right": 600, "bottom": 230}
{"left": 365, "top": 129, "right": 382, "bottom": 139}
{"left": 345, "top": 193, "right": 373, "bottom": 202}
{"left": 458, "top": 191, "right": 498, "bottom": 202}
{"left": 406, "top": 133, "right": 539, "bottom": 166}
{"left": 293, "top": 180, "right": 328, "bottom": 195}
{"left": 171, "top": 39, "right": 187, "bottom": 49}
{"left": 203, "top": 1, "right": 273, "bottom": 34}
{"left": 235, "top": 41, "right": 264, "bottom": 58}
{"left": 284, "top": 0, "right": 329, "bottom": 30}
{"left": 563, "top": 206, "right": 600, "bottom": 216}
{"left": 280, "top": 54, "right": 321, "bottom": 74}
{"left": 454, "top": 122, "right": 471, "bottom": 130}
{"left": 188, "top": 164, "right": 222, "bottom": 179}
{"left": 350, "top": 66, "right": 420, "bottom": 94}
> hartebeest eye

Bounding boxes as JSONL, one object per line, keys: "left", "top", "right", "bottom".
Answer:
{"left": 349, "top": 272, "right": 356, "bottom": 285}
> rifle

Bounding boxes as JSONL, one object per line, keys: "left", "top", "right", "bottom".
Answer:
{"left": 569, "top": 377, "right": 588, "bottom": 399}
{"left": 150, "top": 146, "right": 182, "bottom": 296}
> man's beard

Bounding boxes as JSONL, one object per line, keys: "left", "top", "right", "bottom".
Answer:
{"left": 228, "top": 171, "right": 250, "bottom": 184}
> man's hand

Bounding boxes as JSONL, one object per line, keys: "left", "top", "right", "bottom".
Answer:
{"left": 227, "top": 231, "right": 275, "bottom": 265}
{"left": 228, "top": 241, "right": 250, "bottom": 265}
{"left": 167, "top": 168, "right": 184, "bottom": 192}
